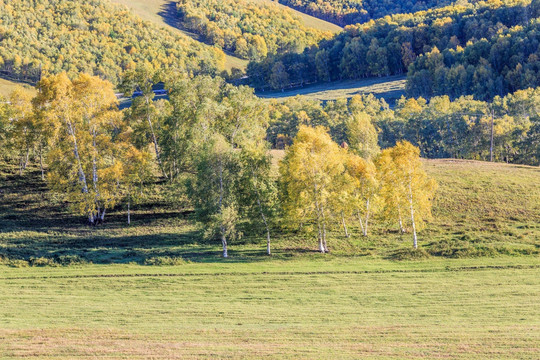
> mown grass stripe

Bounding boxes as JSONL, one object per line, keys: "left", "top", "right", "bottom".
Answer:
{"left": 2, "top": 264, "right": 538, "bottom": 281}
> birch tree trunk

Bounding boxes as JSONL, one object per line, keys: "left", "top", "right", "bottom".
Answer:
{"left": 221, "top": 226, "right": 228, "bottom": 258}
{"left": 127, "top": 197, "right": 131, "bottom": 225}
{"left": 256, "top": 196, "right": 271, "bottom": 255}
{"left": 318, "top": 230, "right": 325, "bottom": 253}
{"left": 321, "top": 203, "right": 328, "bottom": 253}
{"left": 317, "top": 217, "right": 324, "bottom": 253}
{"left": 322, "top": 221, "right": 329, "bottom": 253}
{"left": 39, "top": 143, "right": 45, "bottom": 181}
{"left": 24, "top": 147, "right": 30, "bottom": 169}
{"left": 314, "top": 181, "right": 325, "bottom": 253}
{"left": 397, "top": 203, "right": 405, "bottom": 234}
{"left": 92, "top": 128, "right": 101, "bottom": 221}
{"left": 357, "top": 210, "right": 365, "bottom": 235}
{"left": 218, "top": 156, "right": 228, "bottom": 257}
{"left": 363, "top": 198, "right": 370, "bottom": 237}
{"left": 408, "top": 180, "right": 418, "bottom": 249}
{"left": 67, "top": 119, "right": 93, "bottom": 223}
{"left": 341, "top": 211, "right": 350, "bottom": 238}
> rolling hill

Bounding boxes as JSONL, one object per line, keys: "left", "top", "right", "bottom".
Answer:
{"left": 109, "top": 0, "right": 342, "bottom": 70}
{"left": 0, "top": 0, "right": 226, "bottom": 85}
{"left": 0, "top": 158, "right": 537, "bottom": 264}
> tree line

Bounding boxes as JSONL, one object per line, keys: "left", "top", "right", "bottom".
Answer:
{"left": 175, "top": 0, "right": 333, "bottom": 61}
{"left": 0, "top": 70, "right": 438, "bottom": 256}
{"left": 247, "top": 0, "right": 537, "bottom": 95}
{"left": 407, "top": 20, "right": 540, "bottom": 100}
{"left": 267, "top": 90, "right": 540, "bottom": 165}
{"left": 277, "top": 0, "right": 453, "bottom": 26}
{"left": 0, "top": 0, "right": 225, "bottom": 85}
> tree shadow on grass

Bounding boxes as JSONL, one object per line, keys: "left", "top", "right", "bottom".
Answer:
{"left": 157, "top": 1, "right": 203, "bottom": 41}
{"left": 0, "top": 167, "right": 246, "bottom": 264}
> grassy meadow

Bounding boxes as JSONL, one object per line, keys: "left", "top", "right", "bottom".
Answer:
{"left": 0, "top": 158, "right": 539, "bottom": 358}
{"left": 0, "top": 78, "right": 36, "bottom": 98}
{"left": 0, "top": 258, "right": 539, "bottom": 359}
{"left": 257, "top": 76, "right": 406, "bottom": 104}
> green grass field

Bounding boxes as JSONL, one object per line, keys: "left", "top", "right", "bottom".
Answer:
{"left": 0, "top": 159, "right": 539, "bottom": 358}
{"left": 257, "top": 76, "right": 406, "bottom": 104}
{"left": 0, "top": 258, "right": 539, "bottom": 358}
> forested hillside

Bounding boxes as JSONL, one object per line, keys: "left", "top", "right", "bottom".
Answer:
{"left": 247, "top": 0, "right": 537, "bottom": 99}
{"left": 0, "top": 0, "right": 226, "bottom": 85}
{"left": 407, "top": 20, "right": 540, "bottom": 99}
{"left": 175, "top": 0, "right": 334, "bottom": 60}
{"left": 278, "top": 0, "right": 452, "bottom": 26}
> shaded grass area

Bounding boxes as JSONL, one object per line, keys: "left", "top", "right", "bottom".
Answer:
{"left": 0, "top": 158, "right": 538, "bottom": 266}
{"left": 257, "top": 75, "right": 406, "bottom": 105}
{"left": 0, "top": 259, "right": 539, "bottom": 359}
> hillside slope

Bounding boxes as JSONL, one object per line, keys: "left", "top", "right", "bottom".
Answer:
{"left": 0, "top": 159, "right": 538, "bottom": 264}
{"left": 247, "top": 0, "right": 537, "bottom": 99}
{"left": 109, "top": 0, "right": 341, "bottom": 70}
{"left": 109, "top": 0, "right": 248, "bottom": 70}
{"left": 277, "top": 0, "right": 454, "bottom": 25}
{"left": 0, "top": 0, "right": 225, "bottom": 85}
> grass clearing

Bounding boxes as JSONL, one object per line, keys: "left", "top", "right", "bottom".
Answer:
{"left": 0, "top": 156, "right": 539, "bottom": 358}
{"left": 0, "top": 78, "right": 36, "bottom": 97}
{"left": 257, "top": 75, "right": 406, "bottom": 104}
{"left": 0, "top": 258, "right": 539, "bottom": 359}
{"left": 254, "top": 0, "right": 343, "bottom": 33}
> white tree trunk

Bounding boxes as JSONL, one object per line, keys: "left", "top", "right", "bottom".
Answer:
{"left": 67, "top": 120, "right": 89, "bottom": 194}
{"left": 397, "top": 203, "right": 405, "bottom": 234}
{"left": 317, "top": 220, "right": 325, "bottom": 253}
{"left": 322, "top": 222, "right": 328, "bottom": 253}
{"left": 341, "top": 211, "right": 350, "bottom": 238}
{"left": 313, "top": 182, "right": 325, "bottom": 253}
{"left": 221, "top": 227, "right": 228, "bottom": 258}
{"left": 92, "top": 129, "right": 101, "bottom": 220}
{"left": 39, "top": 143, "right": 45, "bottom": 181}
{"left": 363, "top": 198, "right": 370, "bottom": 237}
{"left": 321, "top": 202, "right": 328, "bottom": 253}
{"left": 127, "top": 197, "right": 131, "bottom": 225}
{"left": 408, "top": 180, "right": 418, "bottom": 249}
{"left": 357, "top": 210, "right": 365, "bottom": 235}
